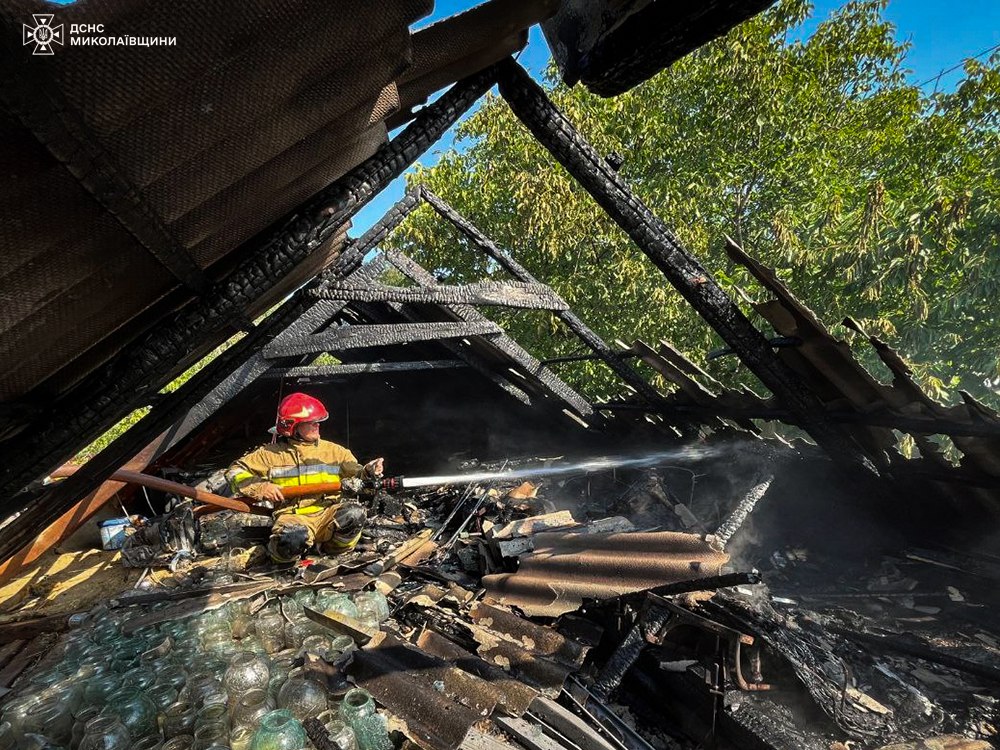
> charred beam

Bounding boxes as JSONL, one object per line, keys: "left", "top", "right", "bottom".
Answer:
{"left": 0, "top": 68, "right": 497, "bottom": 503}
{"left": 714, "top": 477, "right": 773, "bottom": 550}
{"left": 386, "top": 250, "right": 595, "bottom": 419}
{"left": 264, "top": 360, "right": 468, "bottom": 379}
{"left": 592, "top": 607, "right": 671, "bottom": 700}
{"left": 420, "top": 187, "right": 670, "bottom": 413}
{"left": 826, "top": 625, "right": 1000, "bottom": 684}
{"left": 595, "top": 401, "right": 1000, "bottom": 440}
{"left": 264, "top": 321, "right": 502, "bottom": 358}
{"left": 153, "top": 256, "right": 390, "bottom": 462}
{"left": 310, "top": 280, "right": 569, "bottom": 310}
{"left": 496, "top": 58, "right": 874, "bottom": 471}
{"left": 329, "top": 185, "right": 424, "bottom": 275}
{"left": 344, "top": 296, "right": 534, "bottom": 407}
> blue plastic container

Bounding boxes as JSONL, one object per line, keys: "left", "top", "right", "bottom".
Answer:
{"left": 99, "top": 517, "right": 132, "bottom": 550}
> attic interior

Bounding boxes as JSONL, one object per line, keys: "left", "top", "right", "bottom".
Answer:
{"left": 1, "top": 1, "right": 999, "bottom": 750}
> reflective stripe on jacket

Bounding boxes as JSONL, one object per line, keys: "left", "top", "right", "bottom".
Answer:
{"left": 225, "top": 438, "right": 364, "bottom": 510}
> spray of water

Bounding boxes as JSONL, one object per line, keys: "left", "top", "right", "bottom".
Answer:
{"left": 400, "top": 444, "right": 725, "bottom": 489}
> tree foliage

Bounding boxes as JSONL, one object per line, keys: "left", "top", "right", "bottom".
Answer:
{"left": 386, "top": 0, "right": 1000, "bottom": 407}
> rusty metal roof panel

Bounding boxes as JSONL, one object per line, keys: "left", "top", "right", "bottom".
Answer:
{"left": 483, "top": 531, "right": 729, "bottom": 616}
{"left": 416, "top": 628, "right": 539, "bottom": 717}
{"left": 351, "top": 632, "right": 496, "bottom": 750}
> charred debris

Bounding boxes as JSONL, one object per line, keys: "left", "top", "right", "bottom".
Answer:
{"left": 2, "top": 450, "right": 999, "bottom": 750}
{"left": 2, "top": 5, "right": 1000, "bottom": 749}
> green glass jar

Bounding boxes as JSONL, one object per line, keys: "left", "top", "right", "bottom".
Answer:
{"left": 105, "top": 688, "right": 158, "bottom": 739}
{"left": 248, "top": 710, "right": 306, "bottom": 750}
{"left": 339, "top": 690, "right": 390, "bottom": 750}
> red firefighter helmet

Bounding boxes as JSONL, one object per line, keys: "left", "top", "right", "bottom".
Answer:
{"left": 275, "top": 392, "right": 329, "bottom": 437}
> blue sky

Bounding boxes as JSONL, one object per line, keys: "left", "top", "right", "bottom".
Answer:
{"left": 351, "top": 0, "right": 1000, "bottom": 237}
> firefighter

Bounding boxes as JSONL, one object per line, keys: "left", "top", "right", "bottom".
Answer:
{"left": 226, "top": 392, "right": 384, "bottom": 562}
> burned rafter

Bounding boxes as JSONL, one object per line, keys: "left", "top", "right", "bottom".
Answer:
{"left": 328, "top": 185, "right": 424, "bottom": 277}
{"left": 264, "top": 321, "right": 503, "bottom": 358}
{"left": 495, "top": 58, "right": 876, "bottom": 473}
{"left": 0, "top": 66, "right": 499, "bottom": 505}
{"left": 594, "top": 399, "right": 1000, "bottom": 440}
{"left": 343, "top": 296, "right": 535, "bottom": 408}
{"left": 419, "top": 187, "right": 682, "bottom": 424}
{"left": 384, "top": 250, "right": 596, "bottom": 419}
{"left": 627, "top": 339, "right": 760, "bottom": 434}
{"left": 309, "top": 279, "right": 569, "bottom": 310}
{"left": 155, "top": 255, "right": 393, "bottom": 459}
{"left": 264, "top": 360, "right": 468, "bottom": 380}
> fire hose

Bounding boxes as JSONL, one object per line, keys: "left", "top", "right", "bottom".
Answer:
{"left": 49, "top": 468, "right": 408, "bottom": 517}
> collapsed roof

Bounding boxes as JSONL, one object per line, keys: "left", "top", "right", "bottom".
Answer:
{"left": 0, "top": 0, "right": 781, "bottom": 500}
{"left": 1, "top": 0, "right": 999, "bottom": 578}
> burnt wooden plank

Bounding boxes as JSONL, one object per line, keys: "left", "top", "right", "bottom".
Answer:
{"left": 658, "top": 339, "right": 723, "bottom": 388}
{"left": 341, "top": 294, "right": 535, "bottom": 407}
{"left": 497, "top": 58, "right": 875, "bottom": 472}
{"left": 0, "top": 639, "right": 25, "bottom": 668}
{"left": 153, "top": 256, "right": 389, "bottom": 462}
{"left": 421, "top": 187, "right": 670, "bottom": 414}
{"left": 311, "top": 280, "right": 569, "bottom": 310}
{"left": 265, "top": 360, "right": 468, "bottom": 379}
{"left": 0, "top": 635, "right": 52, "bottom": 689}
{"left": 264, "top": 321, "right": 502, "bottom": 358}
{"left": 386, "top": 251, "right": 595, "bottom": 419}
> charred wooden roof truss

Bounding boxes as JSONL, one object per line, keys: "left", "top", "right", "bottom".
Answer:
{"left": 3, "top": 50, "right": 1000, "bottom": 570}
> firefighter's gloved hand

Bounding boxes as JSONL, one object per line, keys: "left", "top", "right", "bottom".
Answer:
{"left": 363, "top": 458, "right": 384, "bottom": 478}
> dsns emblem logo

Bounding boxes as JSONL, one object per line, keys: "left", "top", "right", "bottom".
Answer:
{"left": 23, "top": 14, "right": 65, "bottom": 55}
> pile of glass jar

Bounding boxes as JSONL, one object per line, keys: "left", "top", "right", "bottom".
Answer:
{"left": 0, "top": 588, "right": 394, "bottom": 750}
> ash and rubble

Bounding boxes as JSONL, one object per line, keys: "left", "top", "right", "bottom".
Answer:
{"left": 2, "top": 451, "right": 998, "bottom": 750}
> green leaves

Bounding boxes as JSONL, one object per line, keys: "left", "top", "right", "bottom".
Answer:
{"left": 386, "top": 0, "right": 1000, "bottom": 407}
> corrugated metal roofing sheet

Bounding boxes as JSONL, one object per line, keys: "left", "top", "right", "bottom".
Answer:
{"left": 483, "top": 530, "right": 729, "bottom": 616}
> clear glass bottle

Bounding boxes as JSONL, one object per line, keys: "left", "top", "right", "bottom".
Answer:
{"left": 146, "top": 684, "right": 180, "bottom": 713}
{"left": 300, "top": 635, "right": 332, "bottom": 659}
{"left": 71, "top": 706, "right": 101, "bottom": 750}
{"left": 195, "top": 703, "right": 229, "bottom": 732}
{"left": 339, "top": 690, "right": 391, "bottom": 750}
{"left": 323, "top": 719, "right": 357, "bottom": 750}
{"left": 184, "top": 676, "right": 227, "bottom": 710}
{"left": 105, "top": 689, "right": 158, "bottom": 739}
{"left": 192, "top": 722, "right": 228, "bottom": 750}
{"left": 130, "top": 736, "right": 163, "bottom": 750}
{"left": 330, "top": 636, "right": 355, "bottom": 656}
{"left": 0, "top": 723, "right": 17, "bottom": 750}
{"left": 248, "top": 710, "right": 306, "bottom": 750}
{"left": 352, "top": 593, "right": 388, "bottom": 624}
{"left": 314, "top": 593, "right": 358, "bottom": 621}
{"left": 228, "top": 724, "right": 255, "bottom": 750}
